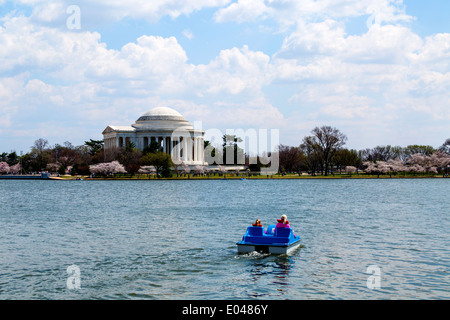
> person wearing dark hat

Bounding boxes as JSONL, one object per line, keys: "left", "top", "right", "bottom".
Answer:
{"left": 252, "top": 219, "right": 263, "bottom": 227}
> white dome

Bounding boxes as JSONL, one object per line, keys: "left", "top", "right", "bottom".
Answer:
{"left": 132, "top": 107, "right": 192, "bottom": 131}
{"left": 137, "top": 107, "right": 187, "bottom": 122}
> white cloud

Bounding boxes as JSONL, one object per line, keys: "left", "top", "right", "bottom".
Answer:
{"left": 214, "top": 0, "right": 412, "bottom": 28}
{"left": 19, "top": 0, "right": 231, "bottom": 26}
{"left": 1, "top": 1, "right": 450, "bottom": 152}
{"left": 276, "top": 20, "right": 423, "bottom": 64}
{"left": 182, "top": 29, "right": 194, "bottom": 40}
{"left": 214, "top": 0, "right": 270, "bottom": 23}
{"left": 190, "top": 45, "right": 270, "bottom": 95}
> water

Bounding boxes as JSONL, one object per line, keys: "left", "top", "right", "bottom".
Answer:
{"left": 0, "top": 178, "right": 449, "bottom": 300}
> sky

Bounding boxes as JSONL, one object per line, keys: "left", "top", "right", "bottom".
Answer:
{"left": 1, "top": 0, "right": 449, "bottom": 154}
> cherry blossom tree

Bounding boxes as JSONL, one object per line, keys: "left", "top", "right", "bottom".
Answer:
{"left": 345, "top": 166, "right": 357, "bottom": 175}
{"left": 0, "top": 162, "right": 10, "bottom": 174}
{"left": 430, "top": 151, "right": 450, "bottom": 171}
{"left": 89, "top": 161, "right": 126, "bottom": 176}
{"left": 386, "top": 158, "right": 407, "bottom": 173}
{"left": 408, "top": 153, "right": 425, "bottom": 165}
{"left": 409, "top": 164, "right": 425, "bottom": 175}
{"left": 181, "top": 162, "right": 191, "bottom": 176}
{"left": 363, "top": 161, "right": 393, "bottom": 177}
{"left": 9, "top": 163, "right": 21, "bottom": 174}
{"left": 194, "top": 165, "right": 205, "bottom": 176}
{"left": 138, "top": 166, "right": 156, "bottom": 175}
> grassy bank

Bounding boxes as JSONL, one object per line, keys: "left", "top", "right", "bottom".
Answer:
{"left": 57, "top": 173, "right": 448, "bottom": 180}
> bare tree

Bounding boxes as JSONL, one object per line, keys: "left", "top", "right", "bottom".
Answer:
{"left": 277, "top": 145, "right": 306, "bottom": 174}
{"left": 32, "top": 138, "right": 49, "bottom": 154}
{"left": 440, "top": 138, "right": 450, "bottom": 155}
{"left": 311, "top": 126, "right": 347, "bottom": 176}
{"left": 300, "top": 136, "right": 322, "bottom": 176}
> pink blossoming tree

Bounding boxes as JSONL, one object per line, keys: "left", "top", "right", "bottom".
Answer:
{"left": 0, "top": 162, "right": 10, "bottom": 174}
{"left": 89, "top": 161, "right": 126, "bottom": 176}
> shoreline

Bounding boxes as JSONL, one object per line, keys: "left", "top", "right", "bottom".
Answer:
{"left": 2, "top": 174, "right": 448, "bottom": 181}
{"left": 55, "top": 174, "right": 449, "bottom": 181}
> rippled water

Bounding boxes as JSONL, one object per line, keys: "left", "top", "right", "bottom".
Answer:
{"left": 0, "top": 178, "right": 449, "bottom": 299}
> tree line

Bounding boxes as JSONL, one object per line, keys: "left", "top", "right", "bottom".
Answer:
{"left": 1, "top": 127, "right": 450, "bottom": 177}
{"left": 277, "top": 127, "right": 450, "bottom": 176}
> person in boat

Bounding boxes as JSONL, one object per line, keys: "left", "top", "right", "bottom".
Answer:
{"left": 252, "top": 219, "right": 263, "bottom": 227}
{"left": 276, "top": 214, "right": 296, "bottom": 236}
{"left": 276, "top": 214, "right": 290, "bottom": 228}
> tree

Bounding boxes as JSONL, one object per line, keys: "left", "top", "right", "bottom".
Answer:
{"left": 32, "top": 138, "right": 49, "bottom": 153}
{"left": 332, "top": 148, "right": 361, "bottom": 172}
{"left": 204, "top": 140, "right": 220, "bottom": 165}
{"left": 71, "top": 163, "right": 91, "bottom": 176}
{"left": 52, "top": 143, "right": 78, "bottom": 170}
{"left": 300, "top": 136, "right": 322, "bottom": 176}
{"left": 222, "top": 135, "right": 244, "bottom": 165}
{"left": 141, "top": 152, "right": 173, "bottom": 178}
{"left": 430, "top": 151, "right": 450, "bottom": 171}
{"left": 404, "top": 145, "right": 435, "bottom": 157}
{"left": 84, "top": 139, "right": 104, "bottom": 156}
{"left": 439, "top": 138, "right": 450, "bottom": 155}
{"left": 0, "top": 162, "right": 10, "bottom": 174}
{"left": 363, "top": 161, "right": 391, "bottom": 177}
{"left": 89, "top": 161, "right": 126, "bottom": 176}
{"left": 143, "top": 140, "right": 162, "bottom": 154}
{"left": 119, "top": 140, "right": 142, "bottom": 175}
{"left": 345, "top": 166, "right": 357, "bottom": 176}
{"left": 360, "top": 145, "right": 395, "bottom": 162}
{"left": 310, "top": 126, "right": 347, "bottom": 176}
{"left": 277, "top": 145, "right": 306, "bottom": 174}
{"left": 29, "top": 138, "right": 51, "bottom": 171}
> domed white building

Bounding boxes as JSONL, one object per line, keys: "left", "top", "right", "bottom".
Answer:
{"left": 102, "top": 107, "right": 205, "bottom": 165}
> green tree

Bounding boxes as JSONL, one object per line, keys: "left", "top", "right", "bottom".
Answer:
{"left": 143, "top": 140, "right": 162, "bottom": 154}
{"left": 404, "top": 145, "right": 435, "bottom": 157}
{"left": 84, "top": 139, "right": 104, "bottom": 156}
{"left": 141, "top": 152, "right": 173, "bottom": 178}
{"left": 332, "top": 148, "right": 361, "bottom": 172}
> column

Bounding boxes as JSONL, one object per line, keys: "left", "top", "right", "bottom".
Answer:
{"left": 200, "top": 138, "right": 204, "bottom": 163}
{"left": 198, "top": 138, "right": 201, "bottom": 162}
{"left": 192, "top": 137, "right": 195, "bottom": 162}
{"left": 188, "top": 137, "right": 192, "bottom": 162}
{"left": 172, "top": 137, "right": 177, "bottom": 161}
{"left": 183, "top": 137, "right": 188, "bottom": 162}
{"left": 195, "top": 138, "right": 199, "bottom": 162}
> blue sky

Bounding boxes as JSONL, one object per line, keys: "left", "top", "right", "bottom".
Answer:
{"left": 1, "top": 0, "right": 449, "bottom": 154}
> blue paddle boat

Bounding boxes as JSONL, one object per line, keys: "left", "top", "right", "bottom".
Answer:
{"left": 237, "top": 224, "right": 301, "bottom": 254}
